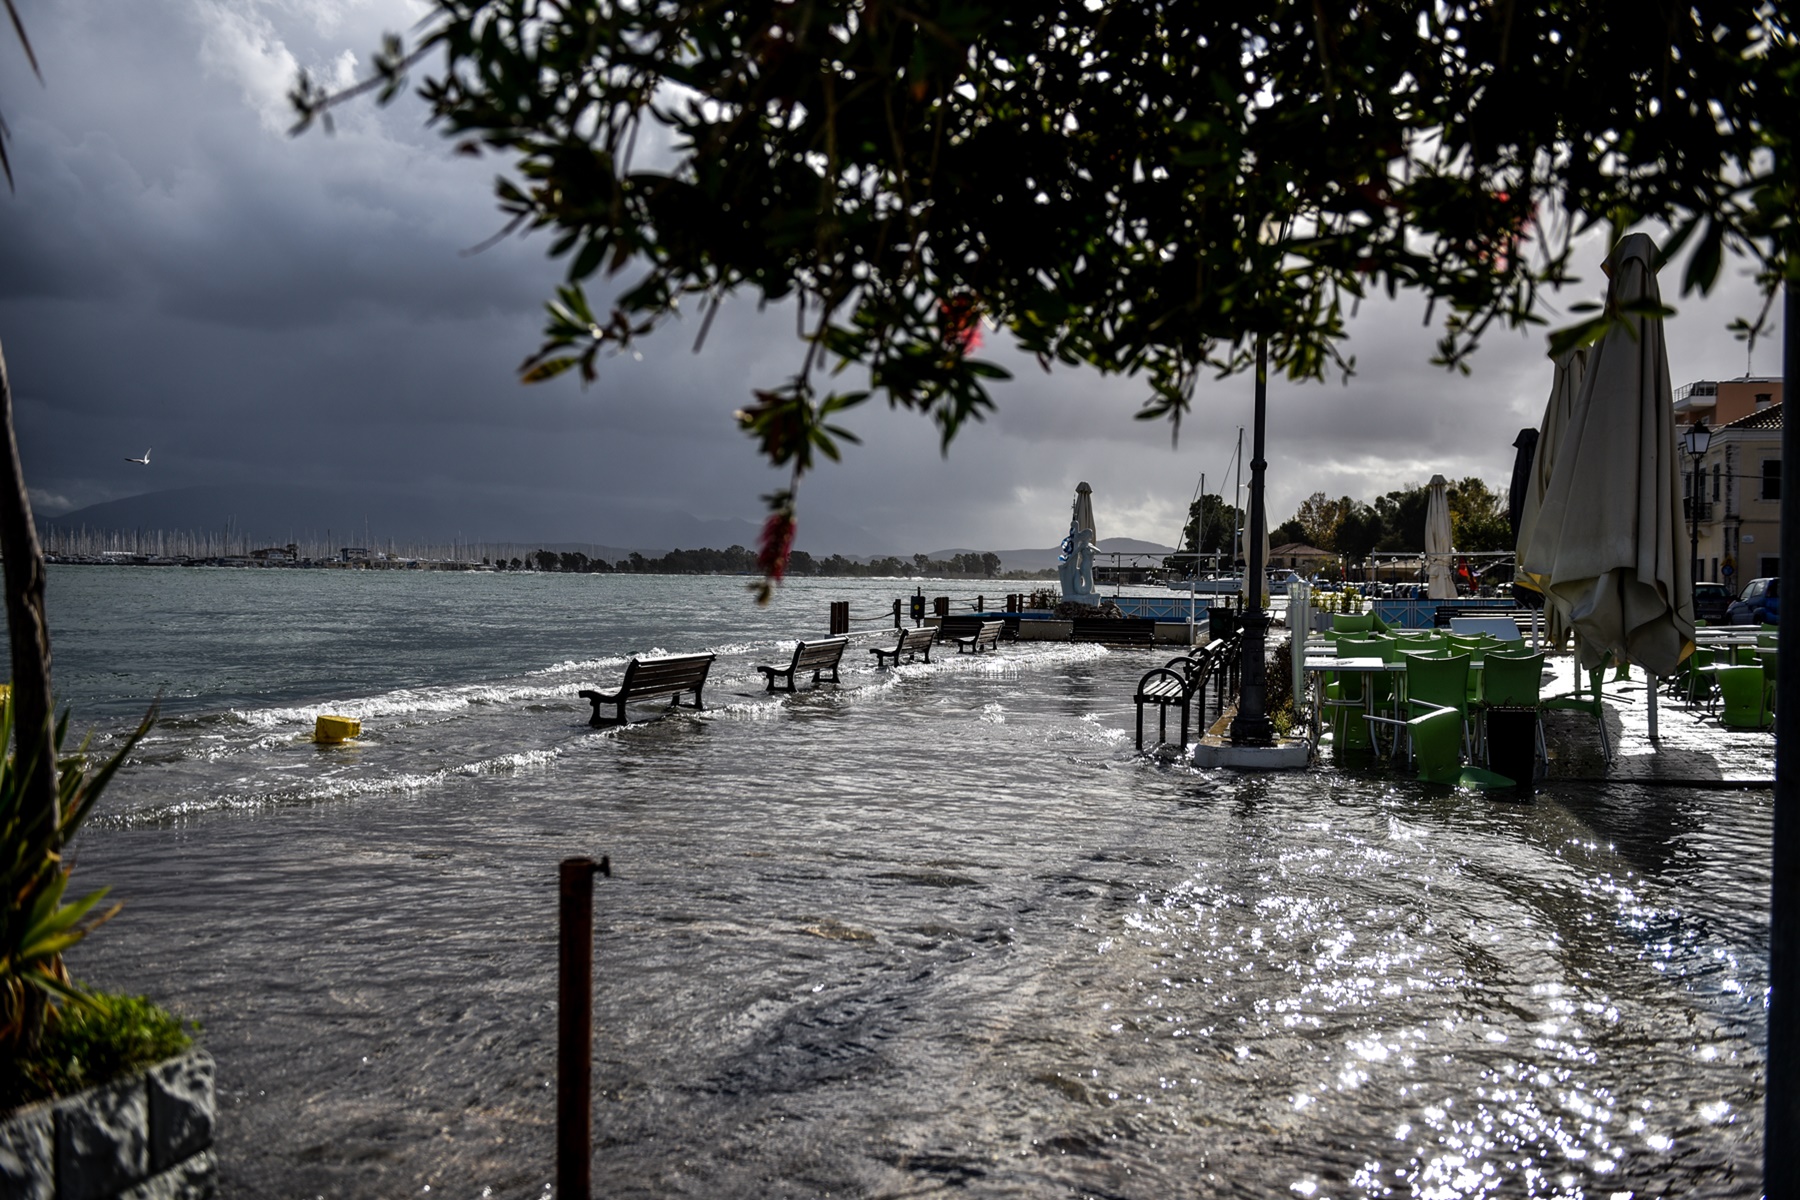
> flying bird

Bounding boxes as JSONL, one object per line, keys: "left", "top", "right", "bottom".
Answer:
{"left": 125, "top": 449, "right": 150, "bottom": 465}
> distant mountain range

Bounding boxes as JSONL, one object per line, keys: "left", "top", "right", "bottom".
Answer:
{"left": 38, "top": 484, "right": 1173, "bottom": 566}
{"left": 928, "top": 538, "right": 1175, "bottom": 572}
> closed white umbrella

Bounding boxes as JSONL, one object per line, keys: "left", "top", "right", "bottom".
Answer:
{"left": 1516, "top": 347, "right": 1590, "bottom": 648}
{"left": 1520, "top": 232, "right": 1694, "bottom": 676}
{"left": 1425, "top": 474, "right": 1455, "bottom": 600}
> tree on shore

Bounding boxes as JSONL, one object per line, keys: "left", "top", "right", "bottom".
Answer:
{"left": 293, "top": 0, "right": 1796, "bottom": 595}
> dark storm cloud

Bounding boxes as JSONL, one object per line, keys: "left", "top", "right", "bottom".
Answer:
{"left": 0, "top": 0, "right": 1782, "bottom": 556}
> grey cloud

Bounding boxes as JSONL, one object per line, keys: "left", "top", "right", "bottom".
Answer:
{"left": 1, "top": 0, "right": 1782, "bottom": 557}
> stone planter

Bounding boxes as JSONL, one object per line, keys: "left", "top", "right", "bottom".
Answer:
{"left": 0, "top": 1049, "right": 215, "bottom": 1199}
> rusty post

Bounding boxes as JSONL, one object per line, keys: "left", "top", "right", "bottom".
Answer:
{"left": 559, "top": 855, "right": 608, "bottom": 1200}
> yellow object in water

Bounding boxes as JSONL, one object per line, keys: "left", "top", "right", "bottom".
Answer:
{"left": 313, "top": 715, "right": 361, "bottom": 744}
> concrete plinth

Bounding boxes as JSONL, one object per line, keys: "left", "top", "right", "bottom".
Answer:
{"left": 1190, "top": 737, "right": 1313, "bottom": 770}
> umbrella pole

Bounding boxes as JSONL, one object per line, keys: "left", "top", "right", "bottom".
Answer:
{"left": 1647, "top": 674, "right": 1658, "bottom": 741}
{"left": 1767, "top": 275, "right": 1799, "bottom": 1194}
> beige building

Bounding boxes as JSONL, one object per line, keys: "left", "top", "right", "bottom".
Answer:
{"left": 1672, "top": 377, "right": 1784, "bottom": 594}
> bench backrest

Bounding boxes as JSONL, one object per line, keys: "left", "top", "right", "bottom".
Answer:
{"left": 975, "top": 620, "right": 1003, "bottom": 639}
{"left": 936, "top": 615, "right": 983, "bottom": 640}
{"left": 898, "top": 626, "right": 937, "bottom": 650}
{"left": 793, "top": 637, "right": 849, "bottom": 668}
{"left": 622, "top": 653, "right": 715, "bottom": 695}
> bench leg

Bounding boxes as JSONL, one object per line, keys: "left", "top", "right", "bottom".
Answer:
{"left": 1136, "top": 703, "right": 1145, "bottom": 751}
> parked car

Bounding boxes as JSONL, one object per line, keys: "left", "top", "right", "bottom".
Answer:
{"left": 1693, "top": 581, "right": 1731, "bottom": 624}
{"left": 1726, "top": 577, "right": 1778, "bottom": 625}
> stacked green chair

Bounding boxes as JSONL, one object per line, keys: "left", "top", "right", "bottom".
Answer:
{"left": 1479, "top": 651, "right": 1547, "bottom": 768}
{"left": 1762, "top": 649, "right": 1779, "bottom": 716}
{"left": 1321, "top": 636, "right": 1387, "bottom": 753}
{"left": 1332, "top": 612, "right": 1376, "bottom": 636}
{"left": 1714, "top": 665, "right": 1771, "bottom": 729}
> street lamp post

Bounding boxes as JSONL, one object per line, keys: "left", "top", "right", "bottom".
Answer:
{"left": 1682, "top": 420, "right": 1712, "bottom": 584}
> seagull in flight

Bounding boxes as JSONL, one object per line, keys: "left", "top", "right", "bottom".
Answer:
{"left": 125, "top": 449, "right": 150, "bottom": 466}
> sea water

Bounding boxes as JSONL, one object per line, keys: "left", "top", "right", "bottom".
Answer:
{"left": 54, "top": 567, "right": 1765, "bottom": 1197}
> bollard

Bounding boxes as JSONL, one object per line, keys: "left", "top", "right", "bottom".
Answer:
{"left": 933, "top": 595, "right": 950, "bottom": 619}
{"left": 976, "top": 594, "right": 985, "bottom": 614}
{"left": 829, "top": 601, "right": 849, "bottom": 636}
{"left": 893, "top": 598, "right": 903, "bottom": 629}
{"left": 558, "top": 855, "right": 609, "bottom": 1200}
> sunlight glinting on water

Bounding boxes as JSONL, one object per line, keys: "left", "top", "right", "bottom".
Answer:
{"left": 52, "top": 568, "right": 1765, "bottom": 1197}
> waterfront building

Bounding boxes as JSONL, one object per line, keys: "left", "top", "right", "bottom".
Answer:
{"left": 1672, "top": 377, "right": 1784, "bottom": 593}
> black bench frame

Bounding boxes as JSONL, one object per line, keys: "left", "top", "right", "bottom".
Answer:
{"left": 578, "top": 652, "right": 715, "bottom": 726}
{"left": 870, "top": 626, "right": 937, "bottom": 667}
{"left": 755, "top": 637, "right": 849, "bottom": 692}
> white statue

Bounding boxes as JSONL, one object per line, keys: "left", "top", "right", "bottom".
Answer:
{"left": 1058, "top": 482, "right": 1101, "bottom": 602}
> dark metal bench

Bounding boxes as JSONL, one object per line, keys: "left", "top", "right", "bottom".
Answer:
{"left": 1133, "top": 638, "right": 1238, "bottom": 749}
{"left": 954, "top": 619, "right": 1004, "bottom": 654}
{"left": 1071, "top": 616, "right": 1157, "bottom": 646}
{"left": 1134, "top": 665, "right": 1195, "bottom": 749}
{"left": 870, "top": 626, "right": 937, "bottom": 667}
{"left": 578, "top": 652, "right": 715, "bottom": 726}
{"left": 755, "top": 636, "right": 849, "bottom": 692}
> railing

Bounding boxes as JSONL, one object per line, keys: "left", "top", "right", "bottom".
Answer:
{"left": 1684, "top": 498, "right": 1714, "bottom": 521}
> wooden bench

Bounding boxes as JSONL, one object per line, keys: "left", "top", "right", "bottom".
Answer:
{"left": 1071, "top": 616, "right": 1157, "bottom": 646}
{"left": 870, "top": 626, "right": 937, "bottom": 667}
{"left": 954, "top": 619, "right": 1004, "bottom": 654}
{"left": 935, "top": 615, "right": 985, "bottom": 643}
{"left": 578, "top": 652, "right": 715, "bottom": 726}
{"left": 755, "top": 636, "right": 849, "bottom": 692}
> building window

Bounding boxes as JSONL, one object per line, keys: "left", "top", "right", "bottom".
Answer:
{"left": 1764, "top": 460, "right": 1782, "bottom": 501}
{"left": 1712, "top": 557, "right": 1719, "bottom": 582}
{"left": 1757, "top": 392, "right": 1773, "bottom": 408}
{"left": 1714, "top": 462, "right": 1722, "bottom": 501}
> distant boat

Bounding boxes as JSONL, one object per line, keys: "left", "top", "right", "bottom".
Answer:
{"left": 125, "top": 449, "right": 151, "bottom": 466}
{"left": 1167, "top": 574, "right": 1244, "bottom": 594}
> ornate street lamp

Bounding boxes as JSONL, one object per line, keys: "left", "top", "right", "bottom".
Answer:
{"left": 1681, "top": 420, "right": 1712, "bottom": 583}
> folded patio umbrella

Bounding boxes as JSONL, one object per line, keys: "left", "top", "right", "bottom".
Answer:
{"left": 1518, "top": 232, "right": 1694, "bottom": 675}
{"left": 1425, "top": 474, "right": 1455, "bottom": 600}
{"left": 1516, "top": 348, "right": 1589, "bottom": 644}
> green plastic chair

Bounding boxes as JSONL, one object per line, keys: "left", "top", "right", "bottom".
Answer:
{"left": 1322, "top": 637, "right": 1387, "bottom": 753}
{"left": 1543, "top": 672, "right": 1612, "bottom": 762}
{"left": 1679, "top": 645, "right": 1718, "bottom": 709}
{"left": 1368, "top": 652, "right": 1472, "bottom": 761}
{"left": 1714, "top": 665, "right": 1771, "bottom": 729}
{"left": 1761, "top": 649, "right": 1779, "bottom": 716}
{"left": 1399, "top": 703, "right": 1516, "bottom": 789}
{"left": 1479, "top": 651, "right": 1547, "bottom": 766}
{"left": 1332, "top": 612, "right": 1376, "bottom": 634}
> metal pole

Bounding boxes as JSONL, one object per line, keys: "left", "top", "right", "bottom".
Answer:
{"left": 1230, "top": 337, "right": 1275, "bottom": 745}
{"left": 1691, "top": 452, "right": 1704, "bottom": 586}
{"left": 1768, "top": 276, "right": 1798, "bottom": 1197}
{"left": 559, "top": 855, "right": 609, "bottom": 1200}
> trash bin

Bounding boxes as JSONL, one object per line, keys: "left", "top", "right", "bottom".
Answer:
{"left": 1207, "top": 607, "right": 1237, "bottom": 642}
{"left": 1484, "top": 707, "right": 1538, "bottom": 795}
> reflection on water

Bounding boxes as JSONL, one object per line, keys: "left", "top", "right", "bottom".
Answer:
{"left": 53, "top": 570, "right": 1765, "bottom": 1197}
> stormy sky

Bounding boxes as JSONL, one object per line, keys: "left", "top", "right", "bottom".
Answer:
{"left": 0, "top": 0, "right": 1783, "bottom": 556}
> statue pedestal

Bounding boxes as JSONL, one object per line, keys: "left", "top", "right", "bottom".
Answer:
{"left": 1062, "top": 592, "right": 1100, "bottom": 606}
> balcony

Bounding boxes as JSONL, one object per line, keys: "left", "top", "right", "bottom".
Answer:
{"left": 1684, "top": 498, "right": 1714, "bottom": 522}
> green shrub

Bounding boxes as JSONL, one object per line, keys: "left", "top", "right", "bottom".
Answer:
{"left": 1, "top": 990, "right": 192, "bottom": 1112}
